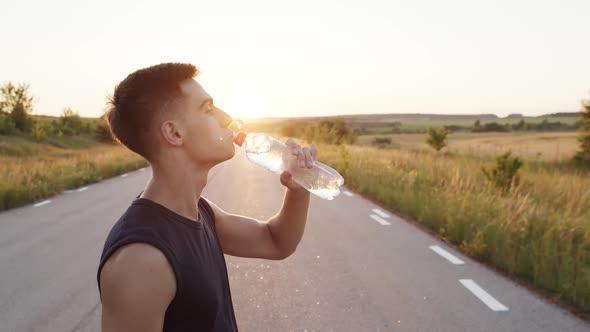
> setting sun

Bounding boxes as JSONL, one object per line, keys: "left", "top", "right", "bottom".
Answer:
{"left": 222, "top": 93, "right": 273, "bottom": 120}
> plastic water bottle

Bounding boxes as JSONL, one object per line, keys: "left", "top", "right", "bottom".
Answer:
{"left": 232, "top": 132, "right": 344, "bottom": 200}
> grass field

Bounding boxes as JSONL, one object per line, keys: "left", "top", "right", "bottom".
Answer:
{"left": 0, "top": 135, "right": 147, "bottom": 210}
{"left": 357, "top": 131, "right": 580, "bottom": 161}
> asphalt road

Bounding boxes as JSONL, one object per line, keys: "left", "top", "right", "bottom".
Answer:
{"left": 0, "top": 147, "right": 588, "bottom": 331}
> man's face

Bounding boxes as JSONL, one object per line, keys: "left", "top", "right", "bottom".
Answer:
{"left": 171, "top": 79, "right": 235, "bottom": 166}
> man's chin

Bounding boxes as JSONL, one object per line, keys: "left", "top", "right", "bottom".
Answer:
{"left": 214, "top": 148, "right": 235, "bottom": 164}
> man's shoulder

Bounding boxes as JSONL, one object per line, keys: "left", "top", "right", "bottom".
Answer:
{"left": 99, "top": 243, "right": 176, "bottom": 331}
{"left": 100, "top": 242, "right": 176, "bottom": 300}
{"left": 105, "top": 242, "right": 167, "bottom": 268}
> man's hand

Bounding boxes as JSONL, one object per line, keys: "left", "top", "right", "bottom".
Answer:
{"left": 210, "top": 137, "right": 318, "bottom": 260}
{"left": 280, "top": 138, "right": 318, "bottom": 192}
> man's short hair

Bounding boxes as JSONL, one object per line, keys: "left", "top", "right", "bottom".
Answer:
{"left": 104, "top": 63, "right": 198, "bottom": 160}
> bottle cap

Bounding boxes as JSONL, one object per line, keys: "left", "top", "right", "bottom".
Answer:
{"left": 233, "top": 132, "right": 247, "bottom": 147}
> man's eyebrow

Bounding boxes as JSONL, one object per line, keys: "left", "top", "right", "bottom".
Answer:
{"left": 199, "top": 97, "right": 213, "bottom": 110}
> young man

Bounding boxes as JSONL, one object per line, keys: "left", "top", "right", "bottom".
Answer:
{"left": 96, "top": 63, "right": 317, "bottom": 331}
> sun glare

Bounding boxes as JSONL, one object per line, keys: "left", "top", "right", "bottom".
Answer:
{"left": 223, "top": 94, "right": 272, "bottom": 120}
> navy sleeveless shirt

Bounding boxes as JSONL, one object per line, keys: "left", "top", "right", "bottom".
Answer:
{"left": 97, "top": 196, "right": 238, "bottom": 331}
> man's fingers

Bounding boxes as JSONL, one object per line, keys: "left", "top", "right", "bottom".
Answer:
{"left": 309, "top": 144, "right": 318, "bottom": 160}
{"left": 296, "top": 146, "right": 305, "bottom": 166}
{"left": 284, "top": 139, "right": 319, "bottom": 168}
{"left": 303, "top": 148, "right": 313, "bottom": 168}
{"left": 285, "top": 138, "right": 297, "bottom": 148}
{"left": 281, "top": 170, "right": 292, "bottom": 180}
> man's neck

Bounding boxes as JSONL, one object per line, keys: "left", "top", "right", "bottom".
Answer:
{"left": 140, "top": 161, "right": 209, "bottom": 223}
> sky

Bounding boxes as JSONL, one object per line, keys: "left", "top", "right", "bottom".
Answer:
{"left": 0, "top": 0, "right": 589, "bottom": 120}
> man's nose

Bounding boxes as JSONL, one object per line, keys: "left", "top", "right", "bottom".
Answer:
{"left": 218, "top": 108, "right": 233, "bottom": 128}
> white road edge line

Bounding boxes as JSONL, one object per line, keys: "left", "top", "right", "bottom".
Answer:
{"left": 372, "top": 208, "right": 390, "bottom": 219}
{"left": 459, "top": 279, "right": 509, "bottom": 312}
{"left": 120, "top": 173, "right": 129, "bottom": 178}
{"left": 343, "top": 191, "right": 354, "bottom": 197}
{"left": 77, "top": 186, "right": 89, "bottom": 192}
{"left": 34, "top": 200, "right": 51, "bottom": 207}
{"left": 429, "top": 245, "right": 465, "bottom": 265}
{"left": 369, "top": 214, "right": 391, "bottom": 226}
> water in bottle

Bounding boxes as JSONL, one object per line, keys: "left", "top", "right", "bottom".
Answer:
{"left": 232, "top": 132, "right": 344, "bottom": 200}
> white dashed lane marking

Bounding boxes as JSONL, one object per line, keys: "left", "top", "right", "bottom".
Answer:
{"left": 33, "top": 200, "right": 51, "bottom": 207}
{"left": 460, "top": 279, "right": 509, "bottom": 312}
{"left": 120, "top": 173, "right": 129, "bottom": 178}
{"left": 429, "top": 245, "right": 465, "bottom": 265}
{"left": 370, "top": 214, "right": 391, "bottom": 226}
{"left": 372, "top": 208, "right": 390, "bottom": 219}
{"left": 343, "top": 191, "right": 354, "bottom": 197}
{"left": 77, "top": 186, "right": 88, "bottom": 192}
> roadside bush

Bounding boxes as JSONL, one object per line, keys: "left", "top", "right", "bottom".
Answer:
{"left": 426, "top": 127, "right": 448, "bottom": 151}
{"left": 482, "top": 151, "right": 523, "bottom": 192}
{"left": 31, "top": 121, "right": 46, "bottom": 142}
{"left": 281, "top": 121, "right": 306, "bottom": 138}
{"left": 574, "top": 98, "right": 590, "bottom": 165}
{"left": 0, "top": 115, "right": 17, "bottom": 135}
{"left": 95, "top": 122, "right": 116, "bottom": 144}
{"left": 372, "top": 136, "right": 392, "bottom": 146}
{"left": 303, "top": 120, "right": 357, "bottom": 145}
{"left": 338, "top": 144, "right": 351, "bottom": 178}
{"left": 58, "top": 107, "right": 84, "bottom": 136}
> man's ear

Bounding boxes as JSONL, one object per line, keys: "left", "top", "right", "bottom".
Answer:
{"left": 160, "top": 120, "right": 184, "bottom": 147}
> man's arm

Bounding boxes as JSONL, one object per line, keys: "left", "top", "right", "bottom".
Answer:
{"left": 207, "top": 187, "right": 310, "bottom": 260}
{"left": 209, "top": 138, "right": 316, "bottom": 260}
{"left": 100, "top": 243, "right": 176, "bottom": 332}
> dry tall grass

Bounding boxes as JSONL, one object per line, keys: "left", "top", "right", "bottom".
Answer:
{"left": 0, "top": 139, "right": 147, "bottom": 210}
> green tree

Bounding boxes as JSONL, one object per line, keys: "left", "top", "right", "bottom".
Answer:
{"left": 426, "top": 127, "right": 448, "bottom": 151}
{"left": 574, "top": 98, "right": 590, "bottom": 164}
{"left": 473, "top": 119, "right": 482, "bottom": 132}
{"left": 0, "top": 114, "right": 17, "bottom": 135}
{"left": 512, "top": 119, "right": 526, "bottom": 131}
{"left": 10, "top": 103, "right": 33, "bottom": 133}
{"left": 0, "top": 82, "right": 34, "bottom": 132}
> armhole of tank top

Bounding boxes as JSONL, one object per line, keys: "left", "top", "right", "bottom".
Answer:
{"left": 199, "top": 197, "right": 216, "bottom": 227}
{"left": 97, "top": 231, "right": 181, "bottom": 304}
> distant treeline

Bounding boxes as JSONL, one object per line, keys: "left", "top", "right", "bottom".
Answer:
{"left": 0, "top": 82, "right": 113, "bottom": 143}
{"left": 278, "top": 117, "right": 583, "bottom": 139}
{"left": 282, "top": 112, "right": 580, "bottom": 124}
{"left": 467, "top": 119, "right": 582, "bottom": 133}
